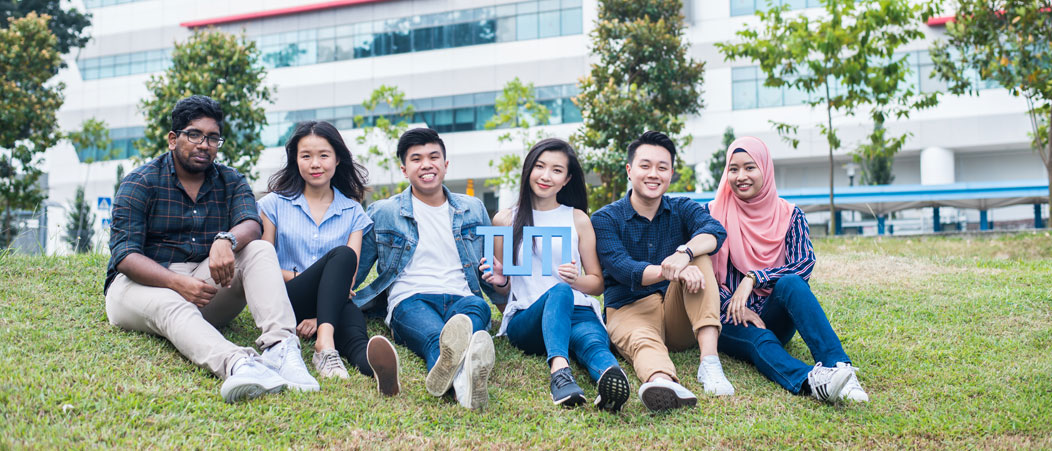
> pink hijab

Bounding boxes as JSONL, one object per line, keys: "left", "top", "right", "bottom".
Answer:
{"left": 708, "top": 137, "right": 794, "bottom": 296}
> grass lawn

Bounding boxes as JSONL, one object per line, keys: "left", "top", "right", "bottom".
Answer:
{"left": 2, "top": 232, "right": 1051, "bottom": 448}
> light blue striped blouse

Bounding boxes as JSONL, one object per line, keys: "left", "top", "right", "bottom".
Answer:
{"left": 258, "top": 189, "right": 372, "bottom": 273}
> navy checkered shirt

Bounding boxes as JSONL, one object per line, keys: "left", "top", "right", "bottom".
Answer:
{"left": 105, "top": 152, "right": 261, "bottom": 293}
{"left": 591, "top": 192, "right": 727, "bottom": 310}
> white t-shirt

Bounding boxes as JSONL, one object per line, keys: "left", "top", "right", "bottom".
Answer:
{"left": 385, "top": 195, "right": 473, "bottom": 324}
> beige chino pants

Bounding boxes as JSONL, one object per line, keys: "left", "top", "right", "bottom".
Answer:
{"left": 606, "top": 257, "right": 722, "bottom": 383}
{"left": 105, "top": 240, "right": 296, "bottom": 379}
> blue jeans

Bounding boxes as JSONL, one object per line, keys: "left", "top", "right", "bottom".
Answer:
{"left": 717, "top": 274, "right": 851, "bottom": 394}
{"left": 390, "top": 293, "right": 491, "bottom": 371}
{"left": 505, "top": 283, "right": 619, "bottom": 382}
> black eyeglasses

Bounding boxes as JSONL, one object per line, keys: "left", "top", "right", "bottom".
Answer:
{"left": 176, "top": 130, "right": 225, "bottom": 148}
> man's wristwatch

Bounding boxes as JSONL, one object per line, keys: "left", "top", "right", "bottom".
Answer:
{"left": 214, "top": 232, "right": 238, "bottom": 250}
{"left": 675, "top": 244, "right": 695, "bottom": 260}
{"left": 744, "top": 271, "right": 758, "bottom": 284}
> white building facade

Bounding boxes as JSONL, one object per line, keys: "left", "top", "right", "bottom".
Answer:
{"left": 35, "top": 0, "right": 1044, "bottom": 254}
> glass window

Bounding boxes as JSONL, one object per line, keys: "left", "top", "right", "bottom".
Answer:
{"left": 732, "top": 80, "right": 757, "bottom": 110}
{"left": 561, "top": 0, "right": 582, "bottom": 7}
{"left": 454, "top": 107, "right": 475, "bottom": 131}
{"left": 336, "top": 36, "right": 356, "bottom": 60}
{"left": 539, "top": 11, "right": 560, "bottom": 38}
{"left": 517, "top": 13, "right": 539, "bottom": 40}
{"left": 496, "top": 16, "right": 516, "bottom": 42}
{"left": 518, "top": 1, "right": 539, "bottom": 14}
{"left": 433, "top": 109, "right": 454, "bottom": 132}
{"left": 542, "top": 99, "right": 562, "bottom": 124}
{"left": 373, "top": 33, "right": 391, "bottom": 56}
{"left": 318, "top": 26, "right": 335, "bottom": 39}
{"left": 563, "top": 100, "right": 582, "bottom": 123}
{"left": 451, "top": 22, "right": 473, "bottom": 47}
{"left": 412, "top": 27, "right": 434, "bottom": 51}
{"left": 496, "top": 4, "right": 516, "bottom": 17}
{"left": 538, "top": 0, "right": 560, "bottom": 11}
{"left": 432, "top": 96, "right": 453, "bottom": 109}
{"left": 758, "top": 83, "right": 783, "bottom": 107}
{"left": 561, "top": 8, "right": 583, "bottom": 35}
{"left": 730, "top": 0, "right": 755, "bottom": 16}
{"left": 453, "top": 94, "right": 474, "bottom": 107}
{"left": 475, "top": 105, "right": 495, "bottom": 129}
{"left": 352, "top": 35, "right": 372, "bottom": 58}
{"left": 391, "top": 29, "right": 411, "bottom": 54}
{"left": 475, "top": 19, "right": 496, "bottom": 44}
{"left": 317, "top": 38, "right": 335, "bottom": 63}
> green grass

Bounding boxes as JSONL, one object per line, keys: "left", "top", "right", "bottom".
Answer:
{"left": 2, "top": 232, "right": 1051, "bottom": 449}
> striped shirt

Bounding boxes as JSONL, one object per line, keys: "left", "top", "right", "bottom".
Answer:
{"left": 106, "top": 152, "right": 260, "bottom": 292}
{"left": 257, "top": 189, "right": 372, "bottom": 273}
{"left": 700, "top": 205, "right": 815, "bottom": 319}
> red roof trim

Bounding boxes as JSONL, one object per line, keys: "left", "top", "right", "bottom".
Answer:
{"left": 926, "top": 15, "right": 954, "bottom": 26}
{"left": 180, "top": 0, "right": 390, "bottom": 28}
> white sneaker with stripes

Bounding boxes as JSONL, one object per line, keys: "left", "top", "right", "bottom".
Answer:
{"left": 806, "top": 362, "right": 852, "bottom": 404}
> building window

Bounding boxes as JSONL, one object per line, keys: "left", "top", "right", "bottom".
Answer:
{"left": 72, "top": 126, "right": 145, "bottom": 162}
{"left": 260, "top": 84, "right": 583, "bottom": 147}
{"left": 731, "top": 0, "right": 823, "bottom": 17}
{"left": 78, "top": 49, "right": 171, "bottom": 80}
{"left": 84, "top": 0, "right": 150, "bottom": 8}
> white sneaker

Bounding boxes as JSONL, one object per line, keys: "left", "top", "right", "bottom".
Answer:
{"left": 261, "top": 335, "right": 320, "bottom": 392}
{"left": 638, "top": 378, "right": 697, "bottom": 412}
{"left": 452, "top": 331, "right": 495, "bottom": 410}
{"left": 807, "top": 362, "right": 852, "bottom": 404}
{"left": 425, "top": 314, "right": 472, "bottom": 397}
{"left": 220, "top": 356, "right": 287, "bottom": 403}
{"left": 696, "top": 355, "right": 735, "bottom": 396}
{"left": 312, "top": 348, "right": 350, "bottom": 380}
{"left": 836, "top": 362, "right": 870, "bottom": 402}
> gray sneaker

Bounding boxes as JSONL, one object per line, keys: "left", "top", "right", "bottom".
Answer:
{"left": 220, "top": 357, "right": 287, "bottom": 403}
{"left": 807, "top": 362, "right": 852, "bottom": 404}
{"left": 312, "top": 348, "right": 350, "bottom": 380}
{"left": 452, "top": 331, "right": 495, "bottom": 410}
{"left": 425, "top": 314, "right": 472, "bottom": 397}
{"left": 261, "top": 335, "right": 320, "bottom": 392}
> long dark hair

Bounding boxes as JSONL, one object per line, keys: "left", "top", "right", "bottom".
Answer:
{"left": 268, "top": 121, "right": 369, "bottom": 202}
{"left": 512, "top": 138, "right": 588, "bottom": 264}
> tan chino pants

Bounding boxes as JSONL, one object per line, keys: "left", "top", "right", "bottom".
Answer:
{"left": 606, "top": 256, "right": 722, "bottom": 383}
{"left": 105, "top": 240, "right": 296, "bottom": 379}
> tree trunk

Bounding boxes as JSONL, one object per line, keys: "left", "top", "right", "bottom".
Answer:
{"left": 825, "top": 82, "right": 836, "bottom": 235}
{"left": 1047, "top": 111, "right": 1052, "bottom": 226}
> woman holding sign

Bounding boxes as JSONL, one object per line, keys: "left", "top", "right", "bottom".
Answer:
{"left": 707, "top": 136, "right": 868, "bottom": 404}
{"left": 479, "top": 138, "right": 631, "bottom": 411}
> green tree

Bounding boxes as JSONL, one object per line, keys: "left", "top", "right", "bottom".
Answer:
{"left": 1, "top": 0, "right": 91, "bottom": 57}
{"left": 137, "top": 30, "right": 273, "bottom": 179}
{"left": 573, "top": 0, "right": 705, "bottom": 210}
{"left": 64, "top": 185, "right": 95, "bottom": 253}
{"left": 355, "top": 85, "right": 415, "bottom": 201}
{"left": 852, "top": 120, "right": 901, "bottom": 185}
{"left": 929, "top": 0, "right": 1052, "bottom": 212}
{"left": 67, "top": 117, "right": 113, "bottom": 163}
{"left": 717, "top": 0, "right": 938, "bottom": 233}
{"left": 484, "top": 77, "right": 551, "bottom": 189}
{"left": 114, "top": 164, "right": 125, "bottom": 195}
{"left": 0, "top": 13, "right": 64, "bottom": 248}
{"left": 702, "top": 127, "right": 736, "bottom": 191}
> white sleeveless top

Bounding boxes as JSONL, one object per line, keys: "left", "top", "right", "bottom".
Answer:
{"left": 497, "top": 204, "right": 604, "bottom": 336}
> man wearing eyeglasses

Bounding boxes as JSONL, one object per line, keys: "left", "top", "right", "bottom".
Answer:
{"left": 105, "top": 95, "right": 319, "bottom": 403}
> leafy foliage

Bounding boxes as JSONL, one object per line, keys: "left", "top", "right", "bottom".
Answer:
{"left": 484, "top": 77, "right": 551, "bottom": 189}
{"left": 929, "top": 0, "right": 1052, "bottom": 210}
{"left": 137, "top": 30, "right": 273, "bottom": 179}
{"left": 572, "top": 0, "right": 705, "bottom": 210}
{"left": 354, "top": 85, "right": 414, "bottom": 201}
{"left": 0, "top": 0, "right": 91, "bottom": 57}
{"left": 114, "top": 164, "right": 125, "bottom": 196}
{"left": 852, "top": 120, "right": 903, "bottom": 185}
{"left": 64, "top": 186, "right": 95, "bottom": 253}
{"left": 66, "top": 118, "right": 114, "bottom": 163}
{"left": 702, "top": 127, "right": 736, "bottom": 191}
{"left": 0, "top": 13, "right": 64, "bottom": 248}
{"left": 717, "top": 0, "right": 939, "bottom": 232}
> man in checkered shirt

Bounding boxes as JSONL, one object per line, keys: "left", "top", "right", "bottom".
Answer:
{"left": 105, "top": 95, "right": 318, "bottom": 403}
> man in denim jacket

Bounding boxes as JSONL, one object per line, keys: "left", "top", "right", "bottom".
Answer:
{"left": 355, "top": 128, "right": 504, "bottom": 410}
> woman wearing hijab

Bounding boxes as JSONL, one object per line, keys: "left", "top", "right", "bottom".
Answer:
{"left": 706, "top": 136, "right": 868, "bottom": 404}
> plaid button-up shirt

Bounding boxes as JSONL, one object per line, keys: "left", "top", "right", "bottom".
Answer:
{"left": 591, "top": 192, "right": 727, "bottom": 310}
{"left": 105, "top": 152, "right": 261, "bottom": 292}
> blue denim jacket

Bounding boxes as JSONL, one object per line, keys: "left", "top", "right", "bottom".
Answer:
{"left": 353, "top": 185, "right": 506, "bottom": 311}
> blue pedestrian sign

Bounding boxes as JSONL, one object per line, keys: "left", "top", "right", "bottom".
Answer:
{"left": 102, "top": 218, "right": 112, "bottom": 229}
{"left": 97, "top": 196, "right": 112, "bottom": 212}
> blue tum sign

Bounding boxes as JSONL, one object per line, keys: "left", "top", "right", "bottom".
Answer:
{"left": 477, "top": 226, "right": 573, "bottom": 276}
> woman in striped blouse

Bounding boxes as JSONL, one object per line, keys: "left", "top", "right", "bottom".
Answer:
{"left": 258, "top": 120, "right": 399, "bottom": 396}
{"left": 705, "top": 136, "right": 869, "bottom": 404}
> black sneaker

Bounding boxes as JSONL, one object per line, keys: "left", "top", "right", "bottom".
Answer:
{"left": 594, "top": 366, "right": 631, "bottom": 412}
{"left": 550, "top": 367, "right": 586, "bottom": 407}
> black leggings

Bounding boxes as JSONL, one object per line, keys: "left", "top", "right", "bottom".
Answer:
{"left": 285, "top": 246, "right": 372, "bottom": 377}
